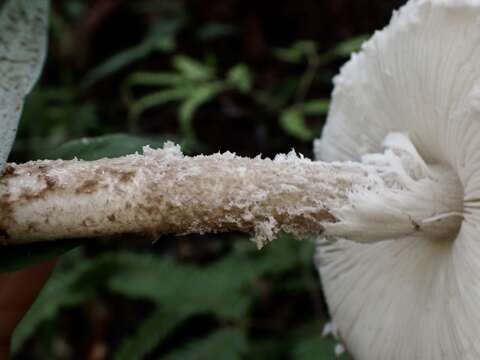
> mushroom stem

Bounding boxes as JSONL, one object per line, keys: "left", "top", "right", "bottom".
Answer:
{"left": 0, "top": 137, "right": 463, "bottom": 247}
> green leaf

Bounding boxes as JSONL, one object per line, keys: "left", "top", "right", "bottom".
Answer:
{"left": 293, "top": 334, "right": 346, "bottom": 360}
{"left": 162, "top": 328, "right": 248, "bottom": 360}
{"left": 330, "top": 35, "right": 368, "bottom": 58}
{"left": 196, "top": 22, "right": 237, "bottom": 41}
{"left": 122, "top": 71, "right": 186, "bottom": 105}
{"left": 125, "top": 71, "right": 185, "bottom": 88}
{"left": 108, "top": 252, "right": 256, "bottom": 321}
{"left": 249, "top": 339, "right": 289, "bottom": 359}
{"left": 114, "top": 308, "right": 188, "bottom": 360}
{"left": 302, "top": 100, "right": 330, "bottom": 115}
{"left": 12, "top": 251, "right": 91, "bottom": 353}
{"left": 13, "top": 87, "right": 103, "bottom": 160}
{"left": 172, "top": 55, "right": 215, "bottom": 81}
{"left": 45, "top": 133, "right": 171, "bottom": 160}
{"left": 0, "top": 0, "right": 49, "bottom": 170}
{"left": 274, "top": 41, "right": 317, "bottom": 64}
{"left": 106, "top": 238, "right": 313, "bottom": 322}
{"left": 279, "top": 108, "right": 315, "bottom": 141}
{"left": 178, "top": 83, "right": 224, "bottom": 136}
{"left": 81, "top": 42, "right": 152, "bottom": 89}
{"left": 80, "top": 19, "right": 182, "bottom": 89}
{"left": 13, "top": 251, "right": 151, "bottom": 354}
{"left": 226, "top": 64, "right": 252, "bottom": 93}
{"left": 251, "top": 235, "right": 305, "bottom": 275}
{"left": 129, "top": 87, "right": 191, "bottom": 120}
{"left": 274, "top": 48, "right": 302, "bottom": 63}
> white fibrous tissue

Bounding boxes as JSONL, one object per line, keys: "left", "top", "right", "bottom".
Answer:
{"left": 0, "top": 141, "right": 369, "bottom": 246}
{"left": 0, "top": 132, "right": 464, "bottom": 247}
{"left": 324, "top": 133, "right": 464, "bottom": 243}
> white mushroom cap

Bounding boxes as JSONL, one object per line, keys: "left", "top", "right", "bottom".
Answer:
{"left": 314, "top": 0, "right": 480, "bottom": 359}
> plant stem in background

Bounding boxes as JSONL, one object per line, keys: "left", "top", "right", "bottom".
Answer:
{"left": 294, "top": 55, "right": 320, "bottom": 105}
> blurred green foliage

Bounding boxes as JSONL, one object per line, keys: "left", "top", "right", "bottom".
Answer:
{"left": 123, "top": 36, "right": 365, "bottom": 148}
{"left": 124, "top": 57, "right": 252, "bottom": 148}
{"left": 13, "top": 238, "right": 348, "bottom": 360}
{"left": 80, "top": 18, "right": 183, "bottom": 90}
{"left": 3, "top": 0, "right": 388, "bottom": 358}
{"left": 14, "top": 86, "right": 104, "bottom": 160}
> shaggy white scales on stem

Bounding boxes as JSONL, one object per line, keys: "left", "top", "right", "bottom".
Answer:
{"left": 0, "top": 134, "right": 463, "bottom": 248}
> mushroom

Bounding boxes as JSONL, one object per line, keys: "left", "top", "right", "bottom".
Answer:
{"left": 314, "top": 0, "right": 480, "bottom": 358}
{"left": 0, "top": 0, "right": 479, "bottom": 358}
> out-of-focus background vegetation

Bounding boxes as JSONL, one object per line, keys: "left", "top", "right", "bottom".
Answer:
{"left": 9, "top": 0, "right": 404, "bottom": 359}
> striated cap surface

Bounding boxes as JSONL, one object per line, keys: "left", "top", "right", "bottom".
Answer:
{"left": 315, "top": 1, "right": 480, "bottom": 359}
